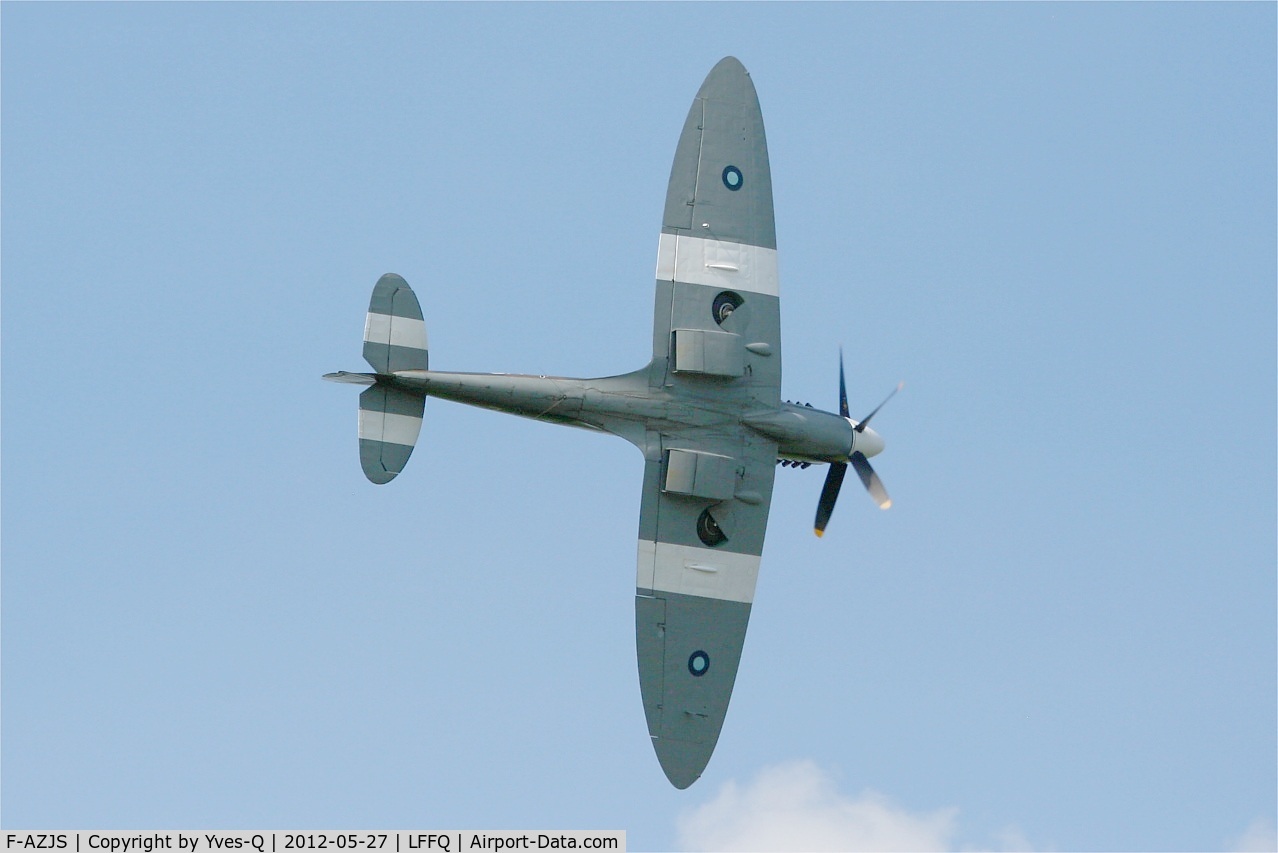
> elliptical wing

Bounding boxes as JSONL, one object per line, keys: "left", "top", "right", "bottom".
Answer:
{"left": 635, "top": 56, "right": 782, "bottom": 788}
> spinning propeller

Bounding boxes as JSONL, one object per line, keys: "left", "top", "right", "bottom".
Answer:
{"left": 814, "top": 352, "right": 902, "bottom": 537}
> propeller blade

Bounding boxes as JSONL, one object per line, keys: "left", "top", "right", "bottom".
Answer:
{"left": 850, "top": 452, "right": 891, "bottom": 509}
{"left": 838, "top": 348, "right": 849, "bottom": 418}
{"left": 854, "top": 381, "right": 904, "bottom": 433}
{"left": 814, "top": 461, "right": 848, "bottom": 537}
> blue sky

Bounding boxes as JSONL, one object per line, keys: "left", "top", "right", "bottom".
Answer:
{"left": 3, "top": 4, "right": 1274, "bottom": 850}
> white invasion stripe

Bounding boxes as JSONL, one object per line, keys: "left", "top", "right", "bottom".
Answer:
{"left": 656, "top": 233, "right": 779, "bottom": 297}
{"left": 364, "top": 313, "right": 428, "bottom": 351}
{"left": 358, "top": 409, "right": 423, "bottom": 448}
{"left": 636, "top": 539, "right": 761, "bottom": 604}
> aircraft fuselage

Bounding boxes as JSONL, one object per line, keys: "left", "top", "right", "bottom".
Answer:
{"left": 381, "top": 366, "right": 882, "bottom": 465}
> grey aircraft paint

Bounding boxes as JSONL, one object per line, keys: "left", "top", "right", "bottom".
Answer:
{"left": 324, "top": 56, "right": 891, "bottom": 789}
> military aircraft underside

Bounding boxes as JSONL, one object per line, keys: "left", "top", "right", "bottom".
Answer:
{"left": 326, "top": 56, "right": 897, "bottom": 789}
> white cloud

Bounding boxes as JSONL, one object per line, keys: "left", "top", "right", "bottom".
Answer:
{"left": 1231, "top": 818, "right": 1278, "bottom": 853}
{"left": 677, "top": 759, "right": 1274, "bottom": 853}
{"left": 982, "top": 826, "right": 1038, "bottom": 852}
{"left": 676, "top": 760, "right": 960, "bottom": 852}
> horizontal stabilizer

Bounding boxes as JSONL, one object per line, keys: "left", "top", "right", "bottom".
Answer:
{"left": 358, "top": 384, "right": 424, "bottom": 484}
{"left": 364, "top": 273, "right": 428, "bottom": 374}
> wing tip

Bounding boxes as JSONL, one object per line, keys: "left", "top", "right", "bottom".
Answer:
{"left": 652, "top": 734, "right": 712, "bottom": 790}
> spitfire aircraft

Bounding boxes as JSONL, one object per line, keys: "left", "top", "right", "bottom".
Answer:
{"left": 326, "top": 56, "right": 897, "bottom": 789}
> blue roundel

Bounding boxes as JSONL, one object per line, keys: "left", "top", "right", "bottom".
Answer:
{"left": 722, "top": 165, "right": 743, "bottom": 191}
{"left": 688, "top": 650, "right": 710, "bottom": 677}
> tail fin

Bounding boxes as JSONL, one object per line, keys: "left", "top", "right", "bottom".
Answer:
{"left": 357, "top": 273, "right": 428, "bottom": 484}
